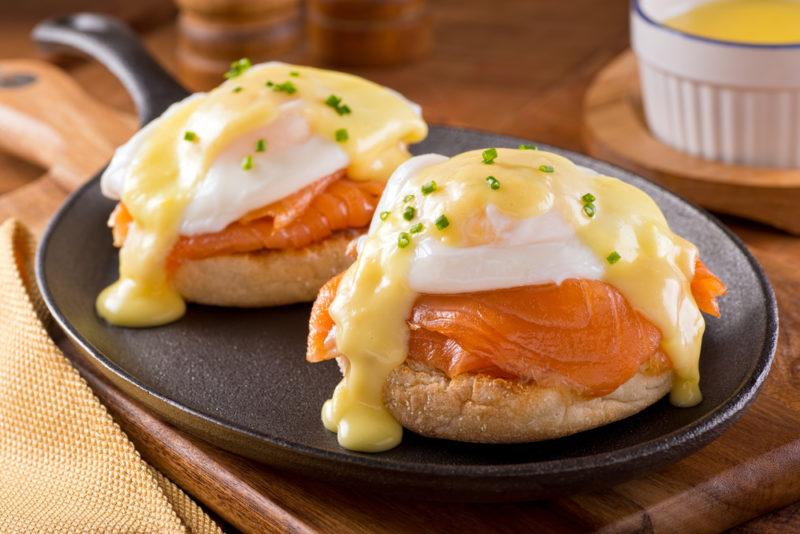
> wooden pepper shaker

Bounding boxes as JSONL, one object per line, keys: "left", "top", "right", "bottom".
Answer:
{"left": 175, "top": 0, "right": 302, "bottom": 90}
{"left": 307, "top": 0, "right": 431, "bottom": 66}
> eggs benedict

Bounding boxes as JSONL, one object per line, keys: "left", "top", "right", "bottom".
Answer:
{"left": 97, "top": 60, "right": 427, "bottom": 327}
{"left": 306, "top": 148, "right": 726, "bottom": 452}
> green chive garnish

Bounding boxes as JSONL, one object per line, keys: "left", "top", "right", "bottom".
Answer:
{"left": 518, "top": 144, "right": 537, "bottom": 150}
{"left": 241, "top": 154, "right": 254, "bottom": 171}
{"left": 266, "top": 80, "right": 274, "bottom": 87}
{"left": 379, "top": 211, "right": 391, "bottom": 221}
{"left": 421, "top": 181, "right": 437, "bottom": 195}
{"left": 403, "top": 206, "right": 416, "bottom": 221}
{"left": 290, "top": 71, "right": 300, "bottom": 77}
{"left": 486, "top": 176, "right": 500, "bottom": 190}
{"left": 325, "top": 94, "right": 352, "bottom": 116}
{"left": 255, "top": 139, "right": 267, "bottom": 152}
{"left": 183, "top": 131, "right": 197, "bottom": 142}
{"left": 271, "top": 80, "right": 297, "bottom": 94}
{"left": 482, "top": 148, "right": 498, "bottom": 164}
{"left": 403, "top": 194, "right": 415, "bottom": 203}
{"left": 224, "top": 57, "right": 252, "bottom": 79}
{"left": 539, "top": 164, "right": 554, "bottom": 173}
{"left": 409, "top": 222, "right": 424, "bottom": 234}
{"left": 398, "top": 232, "right": 411, "bottom": 248}
{"left": 607, "top": 251, "right": 621, "bottom": 264}
{"left": 435, "top": 214, "right": 450, "bottom": 230}
{"left": 335, "top": 128, "right": 349, "bottom": 142}
{"left": 232, "top": 86, "right": 243, "bottom": 93}
{"left": 581, "top": 192, "right": 596, "bottom": 218}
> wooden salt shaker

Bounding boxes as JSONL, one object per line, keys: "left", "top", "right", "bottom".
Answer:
{"left": 307, "top": 0, "right": 430, "bottom": 66}
{"left": 175, "top": 0, "right": 302, "bottom": 90}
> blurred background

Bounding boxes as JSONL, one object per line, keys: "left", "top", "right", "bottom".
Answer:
{"left": 0, "top": 0, "right": 630, "bottom": 151}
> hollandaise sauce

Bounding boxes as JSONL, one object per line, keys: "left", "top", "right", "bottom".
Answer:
{"left": 665, "top": 0, "right": 800, "bottom": 44}
{"left": 97, "top": 62, "right": 427, "bottom": 327}
{"left": 324, "top": 148, "right": 706, "bottom": 452}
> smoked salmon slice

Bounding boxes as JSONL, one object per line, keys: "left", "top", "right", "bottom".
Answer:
{"left": 238, "top": 170, "right": 345, "bottom": 229}
{"left": 307, "top": 271, "right": 343, "bottom": 358}
{"left": 109, "top": 172, "right": 384, "bottom": 265}
{"left": 170, "top": 178, "right": 381, "bottom": 262}
{"left": 307, "top": 261, "right": 726, "bottom": 397}
{"left": 692, "top": 259, "right": 727, "bottom": 317}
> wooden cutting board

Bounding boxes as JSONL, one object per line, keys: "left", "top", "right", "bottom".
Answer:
{"left": 2, "top": 33, "right": 800, "bottom": 534}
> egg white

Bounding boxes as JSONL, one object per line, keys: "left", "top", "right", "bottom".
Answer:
{"left": 368, "top": 154, "right": 605, "bottom": 294}
{"left": 101, "top": 98, "right": 348, "bottom": 236}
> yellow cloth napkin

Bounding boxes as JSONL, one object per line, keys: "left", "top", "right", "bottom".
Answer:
{"left": 0, "top": 219, "right": 223, "bottom": 533}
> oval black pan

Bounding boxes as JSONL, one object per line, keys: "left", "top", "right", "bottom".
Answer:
{"left": 34, "top": 14, "right": 778, "bottom": 501}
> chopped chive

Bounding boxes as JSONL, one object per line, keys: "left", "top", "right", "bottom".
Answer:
{"left": 325, "top": 94, "right": 352, "bottom": 116}
{"left": 482, "top": 148, "right": 498, "bottom": 164}
{"left": 421, "top": 180, "right": 437, "bottom": 195}
{"left": 539, "top": 164, "right": 555, "bottom": 173}
{"left": 335, "top": 128, "right": 349, "bottom": 142}
{"left": 224, "top": 57, "right": 252, "bottom": 79}
{"left": 518, "top": 144, "right": 538, "bottom": 150}
{"left": 241, "top": 154, "right": 254, "bottom": 171}
{"left": 232, "top": 86, "right": 243, "bottom": 93}
{"left": 435, "top": 214, "right": 450, "bottom": 230}
{"left": 581, "top": 193, "right": 596, "bottom": 218}
{"left": 607, "top": 251, "right": 621, "bottom": 264}
{"left": 289, "top": 71, "right": 300, "bottom": 77}
{"left": 485, "top": 175, "right": 501, "bottom": 190}
{"left": 379, "top": 210, "right": 391, "bottom": 221}
{"left": 403, "top": 206, "right": 416, "bottom": 221}
{"left": 409, "top": 222, "right": 424, "bottom": 234}
{"left": 183, "top": 131, "right": 197, "bottom": 142}
{"left": 266, "top": 80, "right": 274, "bottom": 87}
{"left": 398, "top": 232, "right": 411, "bottom": 249}
{"left": 403, "top": 194, "right": 415, "bottom": 203}
{"left": 255, "top": 139, "right": 267, "bottom": 152}
{"left": 271, "top": 80, "right": 297, "bottom": 94}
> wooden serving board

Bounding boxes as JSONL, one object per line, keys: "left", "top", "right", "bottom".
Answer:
{"left": 583, "top": 50, "right": 800, "bottom": 236}
{"left": 2, "top": 8, "right": 800, "bottom": 529}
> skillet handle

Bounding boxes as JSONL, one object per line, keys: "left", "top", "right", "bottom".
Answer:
{"left": 32, "top": 13, "right": 190, "bottom": 126}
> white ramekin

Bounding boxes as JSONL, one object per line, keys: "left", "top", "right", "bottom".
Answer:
{"left": 631, "top": 0, "right": 800, "bottom": 168}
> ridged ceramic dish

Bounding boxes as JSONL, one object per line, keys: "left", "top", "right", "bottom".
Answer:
{"left": 632, "top": 0, "right": 800, "bottom": 168}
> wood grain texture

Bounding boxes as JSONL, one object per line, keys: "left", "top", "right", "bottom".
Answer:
{"left": 1, "top": 1, "right": 799, "bottom": 531}
{"left": 0, "top": 60, "right": 135, "bottom": 191}
{"left": 0, "top": 0, "right": 176, "bottom": 61}
{"left": 307, "top": 0, "right": 431, "bottom": 67}
{"left": 175, "top": 0, "right": 302, "bottom": 89}
{"left": 583, "top": 51, "right": 800, "bottom": 235}
{"left": 0, "top": 59, "right": 135, "bottom": 234}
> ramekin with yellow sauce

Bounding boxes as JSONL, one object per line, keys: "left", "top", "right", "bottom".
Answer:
{"left": 632, "top": 0, "right": 800, "bottom": 168}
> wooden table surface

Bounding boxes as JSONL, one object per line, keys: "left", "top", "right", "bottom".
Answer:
{"left": 1, "top": 1, "right": 799, "bottom": 532}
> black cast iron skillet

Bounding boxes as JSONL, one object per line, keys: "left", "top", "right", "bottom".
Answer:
{"left": 34, "top": 13, "right": 779, "bottom": 501}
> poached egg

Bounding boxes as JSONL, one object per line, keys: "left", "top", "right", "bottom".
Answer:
{"left": 96, "top": 61, "right": 427, "bottom": 327}
{"left": 322, "top": 148, "right": 705, "bottom": 452}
